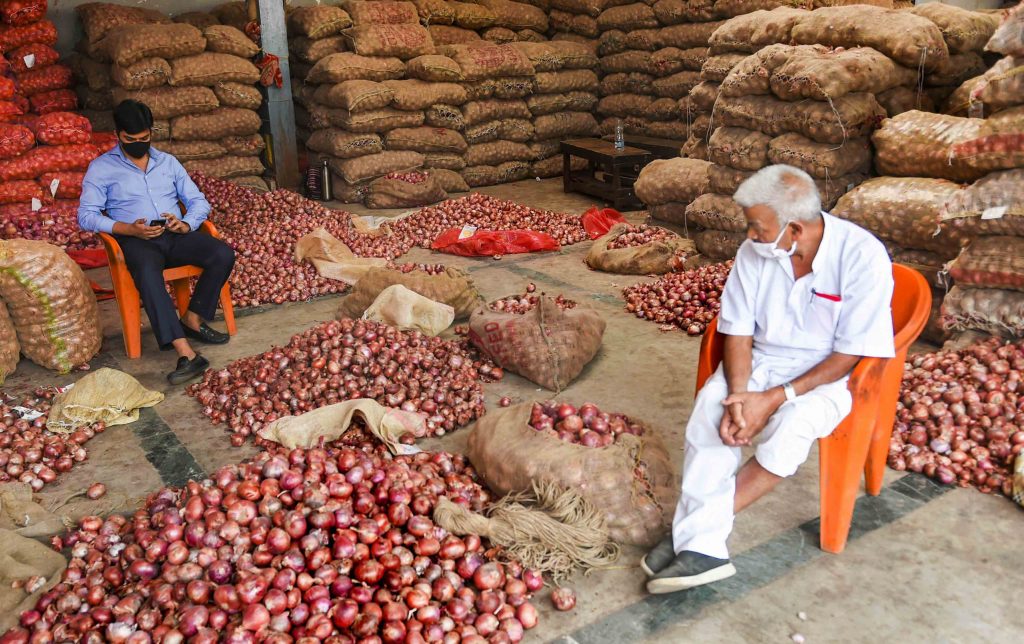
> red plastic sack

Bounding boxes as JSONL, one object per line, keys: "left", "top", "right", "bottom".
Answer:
{"left": 34, "top": 111, "right": 91, "bottom": 145}
{"left": 431, "top": 228, "right": 560, "bottom": 256}
{"left": 38, "top": 171, "right": 84, "bottom": 199}
{"left": 72, "top": 251, "right": 109, "bottom": 270}
{"left": 0, "top": 143, "right": 98, "bottom": 180}
{"left": 90, "top": 131, "right": 118, "bottom": 151}
{"left": 0, "top": 179, "right": 42, "bottom": 203}
{"left": 0, "top": 18, "right": 56, "bottom": 51}
{"left": 581, "top": 205, "right": 628, "bottom": 240}
{"left": 0, "top": 100, "right": 23, "bottom": 120}
{"left": 0, "top": 76, "right": 13, "bottom": 100}
{"left": 15, "top": 63, "right": 72, "bottom": 96}
{"left": 8, "top": 42, "right": 59, "bottom": 73}
{"left": 29, "top": 89, "right": 76, "bottom": 115}
{"left": 0, "top": 0, "right": 47, "bottom": 27}
{"left": 0, "top": 123, "right": 33, "bottom": 158}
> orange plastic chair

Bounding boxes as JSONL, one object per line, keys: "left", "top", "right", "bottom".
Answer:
{"left": 694, "top": 264, "right": 931, "bottom": 553}
{"left": 99, "top": 220, "right": 237, "bottom": 359}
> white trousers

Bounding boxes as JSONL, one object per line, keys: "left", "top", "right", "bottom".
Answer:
{"left": 671, "top": 354, "right": 853, "bottom": 559}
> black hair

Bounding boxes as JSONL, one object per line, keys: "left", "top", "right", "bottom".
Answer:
{"left": 113, "top": 100, "right": 153, "bottom": 135}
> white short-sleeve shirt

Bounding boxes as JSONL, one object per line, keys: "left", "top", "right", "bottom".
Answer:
{"left": 718, "top": 212, "right": 895, "bottom": 365}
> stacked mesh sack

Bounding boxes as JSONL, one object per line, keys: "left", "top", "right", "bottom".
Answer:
{"left": 868, "top": 5, "right": 1024, "bottom": 341}
{"left": 288, "top": 1, "right": 351, "bottom": 143}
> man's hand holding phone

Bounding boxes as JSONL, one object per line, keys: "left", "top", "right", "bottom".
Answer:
{"left": 162, "top": 213, "right": 191, "bottom": 234}
{"left": 122, "top": 218, "right": 165, "bottom": 239}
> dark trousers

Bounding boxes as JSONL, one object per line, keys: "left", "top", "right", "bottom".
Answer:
{"left": 115, "top": 231, "right": 235, "bottom": 349}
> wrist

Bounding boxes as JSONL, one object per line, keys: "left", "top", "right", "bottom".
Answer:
{"left": 770, "top": 386, "right": 787, "bottom": 407}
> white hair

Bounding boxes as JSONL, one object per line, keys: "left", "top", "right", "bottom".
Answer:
{"left": 733, "top": 164, "right": 822, "bottom": 225}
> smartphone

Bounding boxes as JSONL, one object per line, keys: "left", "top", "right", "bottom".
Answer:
{"left": 149, "top": 219, "right": 166, "bottom": 227}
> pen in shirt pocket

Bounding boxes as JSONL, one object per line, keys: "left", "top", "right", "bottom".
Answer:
{"left": 811, "top": 288, "right": 842, "bottom": 302}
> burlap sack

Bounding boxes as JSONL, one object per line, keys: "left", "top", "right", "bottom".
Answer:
{"left": 482, "top": 27, "right": 518, "bottom": 44}
{"left": 466, "top": 403, "right": 673, "bottom": 546}
{"left": 925, "top": 52, "right": 987, "bottom": 88}
{"left": 339, "top": 266, "right": 482, "bottom": 320}
{"left": 986, "top": 1, "right": 1023, "bottom": 57}
{"left": 527, "top": 91, "right": 597, "bottom": 116}
{"left": 102, "top": 23, "right": 207, "bottom": 67}
{"left": 77, "top": 2, "right": 169, "bottom": 44}
{"left": 446, "top": 43, "right": 535, "bottom": 80}
{"left": 464, "top": 140, "right": 533, "bottom": 166}
{"left": 214, "top": 81, "right": 262, "bottom": 110}
{"left": 708, "top": 7, "right": 807, "bottom": 54}
{"left": 0, "top": 301, "right": 16, "bottom": 384}
{"left": 943, "top": 107, "right": 1024, "bottom": 176}
{"left": 176, "top": 11, "right": 220, "bottom": 29}
{"left": 406, "top": 55, "right": 464, "bottom": 81}
{"left": 476, "top": 0, "right": 548, "bottom": 31}
{"left": 708, "top": 127, "right": 775, "bottom": 172}
{"left": 0, "top": 240, "right": 101, "bottom": 373}
{"left": 183, "top": 155, "right": 263, "bottom": 179}
{"left": 259, "top": 399, "right": 424, "bottom": 451}
{"left": 46, "top": 368, "right": 163, "bottom": 433}
{"left": 681, "top": 134, "right": 710, "bottom": 160}
{"left": 68, "top": 54, "right": 111, "bottom": 91}
{"left": 694, "top": 229, "right": 745, "bottom": 260}
{"left": 585, "top": 223, "right": 695, "bottom": 274}
{"left": 308, "top": 129, "right": 383, "bottom": 158}
{"left": 719, "top": 44, "right": 812, "bottom": 98}
{"left": 171, "top": 108, "right": 261, "bottom": 141}
{"left": 508, "top": 42, "right": 561, "bottom": 72}
{"left": 430, "top": 168, "right": 470, "bottom": 193}
{"left": 496, "top": 118, "right": 534, "bottom": 142}
{"left": 111, "top": 85, "right": 218, "bottom": 120}
{"left": 832, "top": 177, "right": 967, "bottom": 258}
{"left": 939, "top": 169, "right": 1024, "bottom": 238}
{"left": 942, "top": 286, "right": 1024, "bottom": 337}
{"left": 659, "top": 21, "right": 726, "bottom": 49}
{"left": 385, "top": 126, "right": 468, "bottom": 153}
{"left": 959, "top": 56, "right": 1024, "bottom": 115}
{"left": 290, "top": 35, "right": 347, "bottom": 64}
{"left": 158, "top": 140, "right": 227, "bottom": 162}
{"left": 701, "top": 53, "right": 746, "bottom": 82}
{"left": 295, "top": 228, "right": 389, "bottom": 284}
{"left": 0, "top": 528, "right": 66, "bottom": 632}
{"left": 910, "top": 3, "right": 1000, "bottom": 55}
{"left": 767, "top": 133, "right": 872, "bottom": 179}
{"left": 328, "top": 150, "right": 424, "bottom": 184}
{"left": 651, "top": 47, "right": 709, "bottom": 78}
{"left": 365, "top": 173, "right": 447, "bottom": 209}
{"left": 308, "top": 53, "right": 406, "bottom": 84}
{"left": 111, "top": 57, "right": 171, "bottom": 90}
{"left": 791, "top": 5, "right": 949, "bottom": 70}
{"left": 718, "top": 92, "right": 886, "bottom": 144}
{"left": 770, "top": 46, "right": 920, "bottom": 102}
{"left": 876, "top": 86, "right": 934, "bottom": 117}
{"left": 314, "top": 80, "right": 394, "bottom": 112}
{"left": 949, "top": 237, "right": 1024, "bottom": 292}
{"left": 635, "top": 158, "right": 711, "bottom": 207}
{"left": 532, "top": 112, "right": 598, "bottom": 139}
{"left": 685, "top": 193, "right": 747, "bottom": 232}
{"left": 222, "top": 134, "right": 265, "bottom": 157}
{"left": 425, "top": 104, "right": 465, "bottom": 130}
{"left": 469, "top": 296, "right": 605, "bottom": 391}
{"left": 596, "top": 3, "right": 658, "bottom": 31}
{"left": 652, "top": 70, "right": 701, "bottom": 99}
{"left": 533, "top": 155, "right": 588, "bottom": 178}
{"left": 653, "top": 0, "right": 715, "bottom": 24}
{"left": 342, "top": 0, "right": 420, "bottom": 26}
{"left": 550, "top": 10, "right": 599, "bottom": 38}
{"left": 413, "top": 0, "right": 456, "bottom": 25}
{"left": 645, "top": 97, "right": 682, "bottom": 121}
{"left": 203, "top": 24, "right": 259, "bottom": 59}
{"left": 425, "top": 153, "right": 467, "bottom": 170}
{"left": 169, "top": 52, "right": 260, "bottom": 87}
{"left": 336, "top": 107, "right": 425, "bottom": 133}
{"left": 598, "top": 93, "right": 654, "bottom": 118}
{"left": 492, "top": 77, "right": 535, "bottom": 99}
{"left": 383, "top": 79, "right": 469, "bottom": 111}
{"left": 448, "top": 1, "right": 497, "bottom": 29}
{"left": 712, "top": 0, "right": 809, "bottom": 19}
{"left": 430, "top": 24, "right": 483, "bottom": 45}
{"left": 872, "top": 110, "right": 995, "bottom": 183}
{"left": 362, "top": 284, "right": 456, "bottom": 335}
{"left": 465, "top": 78, "right": 497, "bottom": 101}
{"left": 530, "top": 140, "right": 562, "bottom": 160}
{"left": 533, "top": 70, "right": 599, "bottom": 95}
{"left": 152, "top": 120, "right": 170, "bottom": 141}
{"left": 462, "top": 99, "right": 531, "bottom": 126}
{"left": 74, "top": 86, "right": 108, "bottom": 111}
{"left": 343, "top": 24, "right": 435, "bottom": 59}
{"left": 496, "top": 160, "right": 531, "bottom": 183}
{"left": 600, "top": 50, "right": 655, "bottom": 75}
{"left": 461, "top": 164, "right": 500, "bottom": 187}
{"left": 288, "top": 5, "right": 353, "bottom": 39}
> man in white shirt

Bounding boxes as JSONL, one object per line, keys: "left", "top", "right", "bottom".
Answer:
{"left": 643, "top": 165, "right": 895, "bottom": 594}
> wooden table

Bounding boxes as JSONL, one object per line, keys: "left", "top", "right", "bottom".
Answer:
{"left": 601, "top": 134, "right": 684, "bottom": 159}
{"left": 561, "top": 138, "right": 651, "bottom": 210}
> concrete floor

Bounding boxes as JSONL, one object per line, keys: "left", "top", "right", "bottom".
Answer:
{"left": 5, "top": 178, "right": 1022, "bottom": 642}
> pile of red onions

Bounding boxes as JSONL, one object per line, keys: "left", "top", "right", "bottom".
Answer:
{"left": 489, "top": 288, "right": 577, "bottom": 315}
{"left": 4, "top": 444, "right": 541, "bottom": 643}
{"left": 604, "top": 225, "right": 676, "bottom": 250}
{"left": 622, "top": 261, "right": 732, "bottom": 335}
{"left": 186, "top": 319, "right": 500, "bottom": 444}
{"left": 0, "top": 205, "right": 100, "bottom": 252}
{"left": 0, "top": 388, "right": 104, "bottom": 492}
{"left": 890, "top": 337, "right": 1024, "bottom": 496}
{"left": 387, "top": 262, "right": 446, "bottom": 276}
{"left": 383, "top": 172, "right": 429, "bottom": 184}
{"left": 529, "top": 402, "right": 643, "bottom": 448}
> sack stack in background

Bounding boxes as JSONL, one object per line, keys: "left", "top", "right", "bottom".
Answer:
{"left": 288, "top": 2, "right": 352, "bottom": 144}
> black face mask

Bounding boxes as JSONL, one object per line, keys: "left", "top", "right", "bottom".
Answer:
{"left": 121, "top": 139, "right": 151, "bottom": 159}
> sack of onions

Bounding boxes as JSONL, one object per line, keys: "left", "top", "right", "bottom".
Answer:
{"left": 364, "top": 171, "right": 447, "bottom": 209}
{"left": 468, "top": 293, "right": 605, "bottom": 391}
{"left": 338, "top": 265, "right": 482, "bottom": 320}
{"left": 585, "top": 223, "right": 696, "bottom": 275}
{"left": 466, "top": 402, "right": 675, "bottom": 546}
{"left": 0, "top": 300, "right": 17, "bottom": 384}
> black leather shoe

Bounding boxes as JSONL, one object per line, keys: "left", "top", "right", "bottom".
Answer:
{"left": 168, "top": 354, "right": 210, "bottom": 385}
{"left": 182, "top": 321, "right": 230, "bottom": 345}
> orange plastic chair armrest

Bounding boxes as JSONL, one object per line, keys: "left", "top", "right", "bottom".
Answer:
{"left": 846, "top": 356, "right": 887, "bottom": 400}
{"left": 98, "top": 231, "right": 126, "bottom": 264}
{"left": 199, "top": 220, "right": 221, "bottom": 239}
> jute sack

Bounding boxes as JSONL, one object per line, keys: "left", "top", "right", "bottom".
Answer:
{"left": 949, "top": 236, "right": 1024, "bottom": 292}
{"left": 717, "top": 92, "right": 886, "bottom": 145}
{"left": 445, "top": 44, "right": 535, "bottom": 80}
{"left": 308, "top": 53, "right": 406, "bottom": 84}
{"left": 925, "top": 52, "right": 986, "bottom": 88}
{"left": 363, "top": 284, "right": 455, "bottom": 336}
{"left": 430, "top": 168, "right": 470, "bottom": 193}
{"left": 533, "top": 69, "right": 599, "bottom": 94}
{"left": 685, "top": 193, "right": 747, "bottom": 233}
{"left": 600, "top": 71, "right": 653, "bottom": 95}
{"left": 770, "top": 46, "right": 920, "bottom": 102}
{"left": 307, "top": 129, "right": 383, "bottom": 158}
{"left": 658, "top": 20, "right": 725, "bottom": 49}
{"left": 767, "top": 133, "right": 873, "bottom": 179}
{"left": 694, "top": 229, "right": 745, "bottom": 260}
{"left": 708, "top": 127, "right": 771, "bottom": 171}
{"left": 585, "top": 223, "right": 695, "bottom": 274}
{"left": 339, "top": 266, "right": 482, "bottom": 320}
{"left": 171, "top": 108, "right": 261, "bottom": 141}
{"left": 910, "top": 2, "right": 1000, "bottom": 55}
{"left": 532, "top": 155, "right": 587, "bottom": 178}
{"left": 597, "top": 3, "right": 658, "bottom": 31}
{"left": 158, "top": 140, "right": 226, "bottom": 162}
{"left": 328, "top": 150, "right": 424, "bottom": 184}
{"left": 462, "top": 99, "right": 531, "bottom": 126}
{"left": 713, "top": 0, "right": 809, "bottom": 19}
{"left": 0, "top": 301, "right": 16, "bottom": 384}
{"left": 508, "top": 42, "right": 562, "bottom": 72}
{"left": 341, "top": 0, "right": 420, "bottom": 26}
{"left": 461, "top": 164, "right": 499, "bottom": 187}
{"left": 0, "top": 240, "right": 101, "bottom": 373}
{"left": 335, "top": 107, "right": 425, "bottom": 133}
{"left": 425, "top": 104, "right": 465, "bottom": 130}
{"left": 496, "top": 160, "right": 531, "bottom": 183}
{"left": 654, "top": 0, "right": 716, "bottom": 24}
{"left": 384, "top": 126, "right": 468, "bottom": 153}
{"left": 343, "top": 24, "right": 435, "bottom": 59}
{"left": 708, "top": 7, "right": 808, "bottom": 55}
{"left": 77, "top": 2, "right": 170, "bottom": 44}
{"left": 939, "top": 169, "right": 1024, "bottom": 238}
{"left": 600, "top": 50, "right": 655, "bottom": 75}
{"left": 365, "top": 173, "right": 447, "bottom": 209}
{"left": 941, "top": 286, "right": 1024, "bottom": 338}
{"left": 259, "top": 399, "right": 425, "bottom": 450}
{"left": 635, "top": 158, "right": 711, "bottom": 207}
{"left": 466, "top": 403, "right": 674, "bottom": 546}
{"left": 295, "top": 228, "right": 389, "bottom": 284}
{"left": 944, "top": 107, "right": 1024, "bottom": 176}
{"left": 290, "top": 35, "right": 347, "bottom": 63}
{"left": 430, "top": 24, "right": 484, "bottom": 45}
{"left": 0, "top": 528, "right": 66, "bottom": 633}
{"left": 383, "top": 79, "right": 469, "bottom": 110}
{"left": 652, "top": 70, "right": 701, "bottom": 99}
{"left": 986, "top": 1, "right": 1023, "bottom": 57}
{"left": 449, "top": 2, "right": 497, "bottom": 29}
{"left": 169, "top": 52, "right": 260, "bottom": 87}
{"left": 46, "top": 368, "right": 163, "bottom": 433}
{"left": 412, "top": 0, "right": 456, "bottom": 25}
{"left": 203, "top": 25, "right": 259, "bottom": 58}
{"left": 111, "top": 57, "right": 171, "bottom": 90}
{"left": 701, "top": 53, "right": 746, "bottom": 82}
{"left": 406, "top": 55, "right": 464, "bottom": 82}
{"left": 651, "top": 47, "right": 709, "bottom": 76}
{"left": 477, "top": 0, "right": 548, "bottom": 32}
{"left": 646, "top": 97, "right": 682, "bottom": 121}
{"left": 469, "top": 295, "right": 605, "bottom": 391}
{"left": 719, "top": 44, "right": 818, "bottom": 98}
{"left": 549, "top": 10, "right": 599, "bottom": 38}
{"left": 102, "top": 23, "right": 207, "bottom": 67}
{"left": 111, "top": 86, "right": 218, "bottom": 120}
{"left": 183, "top": 155, "right": 264, "bottom": 179}
{"left": 532, "top": 112, "right": 597, "bottom": 139}
{"left": 876, "top": 86, "right": 935, "bottom": 117}
{"left": 176, "top": 12, "right": 220, "bottom": 29}
{"left": 527, "top": 91, "right": 597, "bottom": 116}
{"left": 425, "top": 153, "right": 467, "bottom": 170}
{"left": 213, "top": 81, "right": 262, "bottom": 110}
{"left": 287, "top": 5, "right": 353, "bottom": 39}
{"left": 598, "top": 93, "right": 654, "bottom": 118}
{"left": 313, "top": 80, "right": 395, "bottom": 112}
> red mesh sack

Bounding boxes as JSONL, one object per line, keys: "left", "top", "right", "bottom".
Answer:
{"left": 431, "top": 228, "right": 560, "bottom": 256}
{"left": 0, "top": 19, "right": 55, "bottom": 51}
{"left": 38, "top": 171, "right": 84, "bottom": 199}
{"left": 0, "top": 100, "right": 23, "bottom": 120}
{"left": 581, "top": 206, "right": 628, "bottom": 239}
{"left": 34, "top": 112, "right": 92, "bottom": 145}
{"left": 0, "top": 0, "right": 47, "bottom": 27}
{"left": 90, "top": 131, "right": 118, "bottom": 151}
{"left": 0, "top": 179, "right": 42, "bottom": 204}
{"left": 15, "top": 64, "right": 73, "bottom": 96}
{"left": 29, "top": 89, "right": 76, "bottom": 115}
{"left": 8, "top": 42, "right": 59, "bottom": 73}
{"left": 0, "top": 123, "right": 33, "bottom": 158}
{"left": 0, "top": 144, "right": 98, "bottom": 180}
{"left": 0, "top": 76, "right": 13, "bottom": 100}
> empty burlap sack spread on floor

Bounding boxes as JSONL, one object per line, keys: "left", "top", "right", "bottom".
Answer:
{"left": 0, "top": 527, "right": 66, "bottom": 632}
{"left": 339, "top": 266, "right": 481, "bottom": 320}
{"left": 635, "top": 158, "right": 711, "bottom": 207}
{"left": 295, "top": 228, "right": 389, "bottom": 285}
{"left": 102, "top": 23, "right": 207, "bottom": 67}
{"left": 45, "top": 369, "right": 161, "bottom": 433}
{"left": 466, "top": 403, "right": 673, "bottom": 546}
{"left": 363, "top": 284, "right": 455, "bottom": 336}
{"left": 365, "top": 173, "right": 447, "bottom": 209}
{"left": 0, "top": 240, "right": 101, "bottom": 373}
{"left": 469, "top": 295, "right": 605, "bottom": 391}
{"left": 950, "top": 236, "right": 1024, "bottom": 291}
{"left": 585, "top": 223, "right": 695, "bottom": 275}
{"left": 260, "top": 398, "right": 426, "bottom": 450}
{"left": 0, "top": 301, "right": 16, "bottom": 384}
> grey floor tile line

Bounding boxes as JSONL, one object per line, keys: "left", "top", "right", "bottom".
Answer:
{"left": 555, "top": 474, "right": 952, "bottom": 644}
{"left": 131, "top": 407, "right": 207, "bottom": 488}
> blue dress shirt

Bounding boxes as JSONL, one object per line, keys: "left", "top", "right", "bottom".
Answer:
{"left": 77, "top": 145, "right": 211, "bottom": 234}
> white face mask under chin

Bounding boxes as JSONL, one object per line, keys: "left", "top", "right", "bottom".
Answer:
{"left": 750, "top": 221, "right": 797, "bottom": 260}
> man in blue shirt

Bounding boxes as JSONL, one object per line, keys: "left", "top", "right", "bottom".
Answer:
{"left": 78, "top": 100, "right": 235, "bottom": 385}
